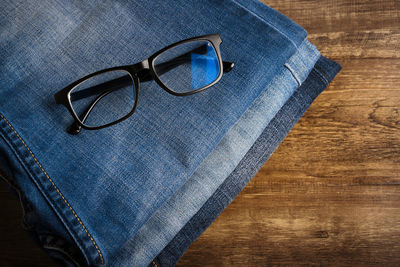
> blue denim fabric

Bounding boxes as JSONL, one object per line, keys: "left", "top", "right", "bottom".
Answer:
{"left": 151, "top": 56, "right": 342, "bottom": 267}
{"left": 119, "top": 40, "right": 320, "bottom": 267}
{"left": 0, "top": 0, "right": 309, "bottom": 266}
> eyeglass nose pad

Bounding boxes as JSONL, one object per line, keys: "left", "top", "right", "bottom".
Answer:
{"left": 67, "top": 121, "right": 82, "bottom": 135}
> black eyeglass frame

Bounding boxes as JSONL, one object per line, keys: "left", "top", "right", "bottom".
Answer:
{"left": 54, "top": 34, "right": 233, "bottom": 132}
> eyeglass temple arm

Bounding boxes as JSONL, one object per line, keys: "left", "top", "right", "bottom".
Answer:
{"left": 68, "top": 77, "right": 130, "bottom": 134}
{"left": 67, "top": 90, "right": 114, "bottom": 134}
{"left": 70, "top": 60, "right": 233, "bottom": 102}
{"left": 139, "top": 60, "right": 234, "bottom": 82}
{"left": 70, "top": 46, "right": 234, "bottom": 102}
{"left": 69, "top": 75, "right": 132, "bottom": 102}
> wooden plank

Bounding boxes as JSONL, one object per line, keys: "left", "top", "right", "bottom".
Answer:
{"left": 265, "top": 0, "right": 400, "bottom": 59}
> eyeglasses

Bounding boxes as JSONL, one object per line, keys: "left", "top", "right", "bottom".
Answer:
{"left": 54, "top": 34, "right": 234, "bottom": 135}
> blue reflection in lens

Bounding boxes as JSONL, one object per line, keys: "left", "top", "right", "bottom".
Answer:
{"left": 190, "top": 44, "right": 218, "bottom": 90}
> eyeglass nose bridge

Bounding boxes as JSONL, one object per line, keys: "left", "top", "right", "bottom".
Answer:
{"left": 129, "top": 59, "right": 154, "bottom": 82}
{"left": 132, "top": 59, "right": 150, "bottom": 71}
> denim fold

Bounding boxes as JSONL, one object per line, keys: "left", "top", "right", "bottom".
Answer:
{"left": 116, "top": 39, "right": 320, "bottom": 267}
{"left": 151, "top": 56, "right": 342, "bottom": 267}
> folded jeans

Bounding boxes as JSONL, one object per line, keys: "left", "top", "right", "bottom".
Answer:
{"left": 153, "top": 55, "right": 341, "bottom": 267}
{"left": 0, "top": 0, "right": 339, "bottom": 266}
{"left": 119, "top": 39, "right": 320, "bottom": 267}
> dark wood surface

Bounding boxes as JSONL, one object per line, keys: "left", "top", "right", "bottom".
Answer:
{"left": 1, "top": 1, "right": 399, "bottom": 266}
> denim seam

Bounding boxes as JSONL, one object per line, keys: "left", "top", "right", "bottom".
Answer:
{"left": 312, "top": 67, "right": 330, "bottom": 86}
{"left": 0, "top": 113, "right": 104, "bottom": 265}
{"left": 284, "top": 63, "right": 302, "bottom": 86}
{"left": 284, "top": 41, "right": 320, "bottom": 88}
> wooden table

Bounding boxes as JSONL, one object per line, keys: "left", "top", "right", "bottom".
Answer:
{"left": 1, "top": 1, "right": 399, "bottom": 266}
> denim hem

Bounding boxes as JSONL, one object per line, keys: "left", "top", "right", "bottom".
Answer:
{"left": 0, "top": 114, "right": 104, "bottom": 266}
{"left": 151, "top": 56, "right": 341, "bottom": 266}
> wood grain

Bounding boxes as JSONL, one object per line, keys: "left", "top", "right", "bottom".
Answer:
{"left": 0, "top": 1, "right": 399, "bottom": 266}
{"left": 176, "top": 0, "right": 400, "bottom": 266}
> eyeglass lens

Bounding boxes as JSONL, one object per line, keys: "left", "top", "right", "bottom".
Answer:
{"left": 153, "top": 40, "right": 220, "bottom": 93}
